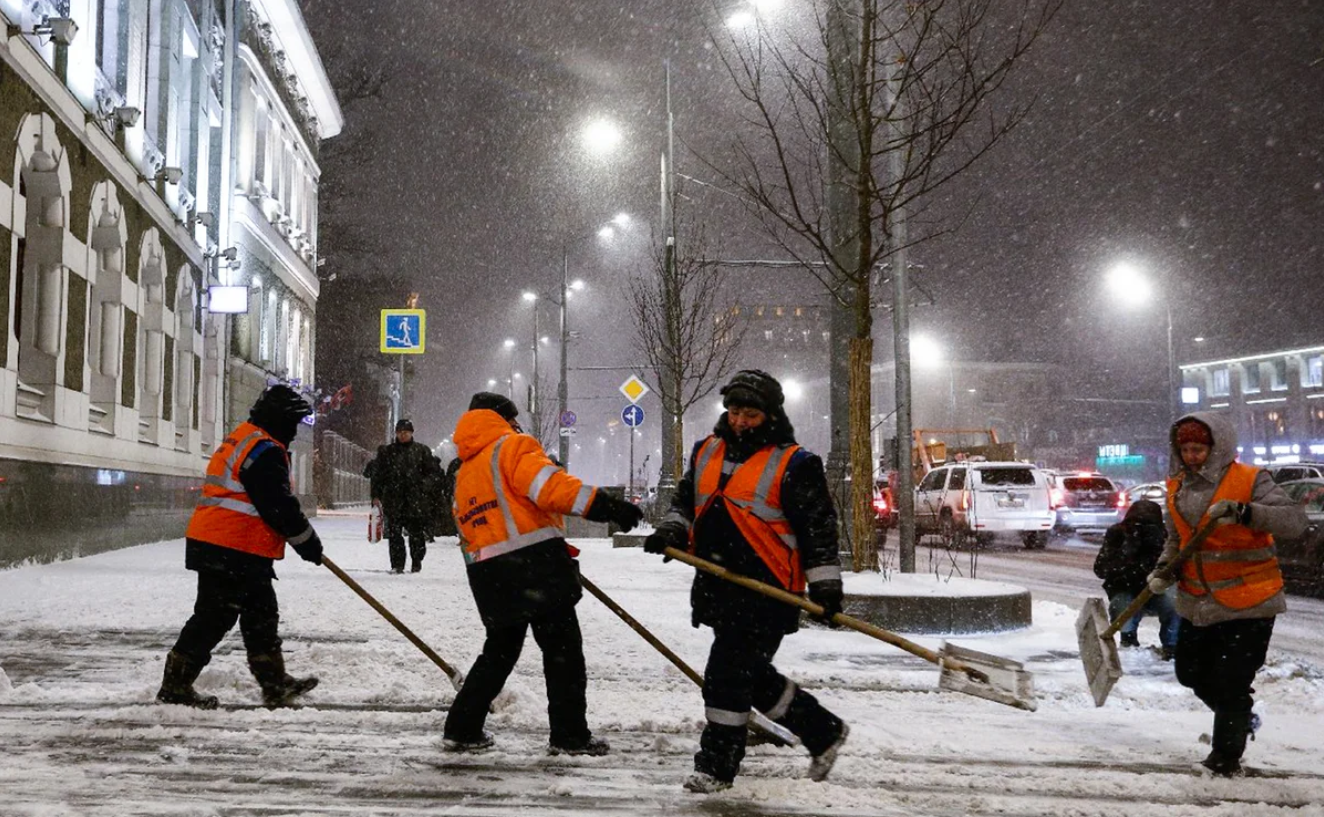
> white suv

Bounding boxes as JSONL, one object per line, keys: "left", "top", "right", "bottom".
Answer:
{"left": 914, "top": 462, "right": 1056, "bottom": 549}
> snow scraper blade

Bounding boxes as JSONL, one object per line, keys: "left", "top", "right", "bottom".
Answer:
{"left": 938, "top": 641, "right": 1037, "bottom": 712}
{"left": 1076, "top": 596, "right": 1122, "bottom": 708}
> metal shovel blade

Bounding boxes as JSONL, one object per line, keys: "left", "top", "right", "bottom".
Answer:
{"left": 937, "top": 642, "right": 1037, "bottom": 711}
{"left": 1075, "top": 596, "right": 1123, "bottom": 707}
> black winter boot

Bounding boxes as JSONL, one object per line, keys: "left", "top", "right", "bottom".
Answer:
{"left": 248, "top": 651, "right": 318, "bottom": 709}
{"left": 156, "top": 650, "right": 219, "bottom": 709}
{"left": 1202, "top": 710, "right": 1253, "bottom": 777}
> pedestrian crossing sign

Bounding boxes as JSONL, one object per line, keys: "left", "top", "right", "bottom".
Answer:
{"left": 380, "top": 309, "right": 426, "bottom": 354}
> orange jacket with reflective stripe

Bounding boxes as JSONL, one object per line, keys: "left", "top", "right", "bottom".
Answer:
{"left": 452, "top": 409, "right": 597, "bottom": 565}
{"left": 1167, "top": 461, "right": 1282, "bottom": 610}
{"left": 691, "top": 436, "right": 804, "bottom": 592}
{"left": 185, "top": 421, "right": 287, "bottom": 559}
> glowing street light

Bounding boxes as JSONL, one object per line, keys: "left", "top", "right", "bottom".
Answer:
{"left": 782, "top": 378, "right": 804, "bottom": 402}
{"left": 582, "top": 118, "right": 622, "bottom": 155}
{"left": 1104, "top": 260, "right": 1177, "bottom": 421}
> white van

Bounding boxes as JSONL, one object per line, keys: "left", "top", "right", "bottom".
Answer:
{"left": 914, "top": 462, "right": 1055, "bottom": 549}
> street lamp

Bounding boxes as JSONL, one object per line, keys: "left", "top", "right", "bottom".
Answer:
{"left": 911, "top": 334, "right": 958, "bottom": 426}
{"left": 557, "top": 213, "right": 629, "bottom": 468}
{"left": 1105, "top": 261, "right": 1176, "bottom": 422}
{"left": 503, "top": 338, "right": 517, "bottom": 399}
{"left": 582, "top": 118, "right": 622, "bottom": 155}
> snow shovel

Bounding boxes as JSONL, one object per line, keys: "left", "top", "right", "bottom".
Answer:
{"left": 322, "top": 556, "right": 465, "bottom": 692}
{"left": 1076, "top": 517, "right": 1217, "bottom": 707}
{"left": 660, "top": 547, "right": 1037, "bottom": 711}
{"left": 578, "top": 573, "right": 798, "bottom": 746}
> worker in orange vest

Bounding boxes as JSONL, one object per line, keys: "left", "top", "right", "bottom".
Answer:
{"left": 644, "top": 370, "right": 848, "bottom": 793}
{"left": 442, "top": 392, "right": 644, "bottom": 755}
{"left": 1149, "top": 412, "right": 1306, "bottom": 776}
{"left": 157, "top": 385, "right": 325, "bottom": 710}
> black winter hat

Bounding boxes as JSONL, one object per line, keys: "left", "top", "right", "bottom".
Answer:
{"left": 720, "top": 369, "right": 784, "bottom": 413}
{"left": 396, "top": 418, "right": 414, "bottom": 433}
{"left": 469, "top": 391, "right": 519, "bottom": 421}
{"left": 250, "top": 384, "right": 312, "bottom": 423}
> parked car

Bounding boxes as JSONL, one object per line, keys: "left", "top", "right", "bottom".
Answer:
{"left": 1266, "top": 462, "right": 1324, "bottom": 484}
{"left": 872, "top": 476, "right": 895, "bottom": 534}
{"left": 1045, "top": 471, "right": 1127, "bottom": 536}
{"left": 1125, "top": 481, "right": 1167, "bottom": 505}
{"left": 914, "top": 462, "right": 1055, "bottom": 549}
{"left": 1273, "top": 478, "right": 1324, "bottom": 597}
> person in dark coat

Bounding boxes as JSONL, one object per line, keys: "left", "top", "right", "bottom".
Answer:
{"left": 643, "top": 370, "right": 848, "bottom": 793}
{"left": 1093, "top": 499, "right": 1179, "bottom": 657}
{"left": 158, "top": 385, "right": 324, "bottom": 710}
{"left": 364, "top": 419, "right": 442, "bottom": 573}
{"left": 443, "top": 392, "right": 644, "bottom": 756}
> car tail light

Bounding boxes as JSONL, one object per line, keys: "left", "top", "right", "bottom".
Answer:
{"left": 1050, "top": 487, "right": 1065, "bottom": 509}
{"left": 873, "top": 497, "right": 888, "bottom": 515}
{"left": 1116, "top": 491, "right": 1126, "bottom": 508}
{"left": 961, "top": 490, "right": 971, "bottom": 511}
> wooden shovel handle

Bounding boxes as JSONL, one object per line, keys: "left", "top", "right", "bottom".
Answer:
{"left": 322, "top": 556, "right": 463, "bottom": 689}
{"left": 662, "top": 547, "right": 988, "bottom": 682}
{"left": 1100, "top": 517, "right": 1219, "bottom": 639}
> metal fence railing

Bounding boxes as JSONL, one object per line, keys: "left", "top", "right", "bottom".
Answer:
{"left": 314, "top": 430, "right": 373, "bottom": 508}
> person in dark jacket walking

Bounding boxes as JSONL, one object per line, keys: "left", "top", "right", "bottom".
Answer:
{"left": 1093, "top": 499, "right": 1179, "bottom": 657}
{"left": 443, "top": 392, "right": 644, "bottom": 756}
{"left": 364, "top": 419, "right": 442, "bottom": 573}
{"left": 643, "top": 370, "right": 848, "bottom": 793}
{"left": 1149, "top": 412, "right": 1307, "bottom": 776}
{"left": 157, "top": 385, "right": 324, "bottom": 710}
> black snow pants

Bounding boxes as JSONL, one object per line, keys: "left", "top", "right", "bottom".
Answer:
{"left": 387, "top": 526, "right": 427, "bottom": 572}
{"left": 696, "top": 626, "right": 844, "bottom": 782}
{"left": 443, "top": 603, "right": 590, "bottom": 747}
{"left": 170, "top": 568, "right": 281, "bottom": 666}
{"left": 1175, "top": 616, "right": 1275, "bottom": 762}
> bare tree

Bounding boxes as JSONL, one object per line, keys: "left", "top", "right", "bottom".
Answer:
{"left": 629, "top": 219, "right": 747, "bottom": 487}
{"left": 711, "top": 0, "right": 1062, "bottom": 571}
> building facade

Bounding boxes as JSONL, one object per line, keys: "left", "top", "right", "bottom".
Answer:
{"left": 0, "top": 0, "right": 340, "bottom": 567}
{"left": 1180, "top": 345, "right": 1324, "bottom": 466}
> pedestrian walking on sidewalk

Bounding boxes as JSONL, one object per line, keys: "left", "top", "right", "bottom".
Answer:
{"left": 443, "top": 392, "right": 644, "bottom": 756}
{"left": 1093, "top": 498, "right": 1180, "bottom": 657}
{"left": 643, "top": 369, "right": 849, "bottom": 793}
{"left": 157, "top": 385, "right": 325, "bottom": 710}
{"left": 1150, "top": 413, "right": 1306, "bottom": 776}
{"left": 364, "top": 419, "right": 442, "bottom": 573}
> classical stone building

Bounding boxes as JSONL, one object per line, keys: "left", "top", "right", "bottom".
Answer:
{"left": 0, "top": 0, "right": 340, "bottom": 566}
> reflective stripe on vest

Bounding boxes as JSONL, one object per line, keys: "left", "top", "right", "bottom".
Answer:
{"left": 691, "top": 436, "right": 804, "bottom": 591}
{"left": 1167, "top": 461, "right": 1282, "bottom": 610}
{"left": 185, "top": 422, "right": 287, "bottom": 558}
{"left": 462, "top": 436, "right": 566, "bottom": 565}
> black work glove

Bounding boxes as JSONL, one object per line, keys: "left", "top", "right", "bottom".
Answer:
{"left": 583, "top": 492, "right": 645, "bottom": 533}
{"left": 643, "top": 523, "right": 688, "bottom": 561}
{"left": 808, "top": 578, "right": 844, "bottom": 627}
{"left": 291, "top": 530, "right": 323, "bottom": 565}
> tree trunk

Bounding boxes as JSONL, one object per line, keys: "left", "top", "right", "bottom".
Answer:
{"left": 849, "top": 336, "right": 876, "bottom": 572}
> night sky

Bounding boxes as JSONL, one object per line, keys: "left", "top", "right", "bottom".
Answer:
{"left": 299, "top": 0, "right": 1324, "bottom": 477}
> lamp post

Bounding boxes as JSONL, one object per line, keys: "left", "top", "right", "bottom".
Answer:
{"left": 522, "top": 291, "right": 543, "bottom": 438}
{"left": 1105, "top": 262, "right": 1178, "bottom": 423}
{"left": 503, "top": 338, "right": 517, "bottom": 399}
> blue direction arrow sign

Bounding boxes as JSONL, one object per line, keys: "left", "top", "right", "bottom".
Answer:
{"left": 622, "top": 404, "right": 645, "bottom": 428}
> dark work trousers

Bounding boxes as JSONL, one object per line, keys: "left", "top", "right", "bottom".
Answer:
{"left": 387, "top": 525, "right": 427, "bottom": 572}
{"left": 171, "top": 569, "right": 281, "bottom": 666}
{"left": 696, "top": 626, "right": 844, "bottom": 781}
{"left": 443, "top": 604, "right": 589, "bottom": 747}
{"left": 1174, "top": 616, "right": 1275, "bottom": 715}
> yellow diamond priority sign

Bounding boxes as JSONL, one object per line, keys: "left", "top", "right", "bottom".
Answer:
{"left": 619, "top": 375, "right": 650, "bottom": 404}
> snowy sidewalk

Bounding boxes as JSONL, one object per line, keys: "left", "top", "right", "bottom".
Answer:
{"left": 2, "top": 517, "right": 1323, "bottom": 816}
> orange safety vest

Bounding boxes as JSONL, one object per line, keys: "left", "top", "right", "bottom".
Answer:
{"left": 691, "top": 436, "right": 805, "bottom": 592}
{"left": 453, "top": 431, "right": 595, "bottom": 565}
{"left": 1167, "top": 461, "right": 1282, "bottom": 610}
{"left": 185, "top": 421, "right": 288, "bottom": 559}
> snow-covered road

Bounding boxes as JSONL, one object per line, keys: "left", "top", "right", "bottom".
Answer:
{"left": 2, "top": 516, "right": 1322, "bottom": 816}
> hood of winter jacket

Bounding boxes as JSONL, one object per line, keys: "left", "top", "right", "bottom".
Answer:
{"left": 1168, "top": 410, "right": 1238, "bottom": 480}
{"left": 1123, "top": 498, "right": 1163, "bottom": 526}
{"left": 453, "top": 409, "right": 515, "bottom": 461}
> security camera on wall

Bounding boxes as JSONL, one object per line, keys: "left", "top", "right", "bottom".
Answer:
{"left": 158, "top": 167, "right": 183, "bottom": 185}
{"left": 220, "top": 246, "right": 238, "bottom": 261}
{"left": 195, "top": 211, "right": 215, "bottom": 228}
{"left": 113, "top": 106, "right": 141, "bottom": 127}
{"left": 29, "top": 16, "right": 78, "bottom": 46}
